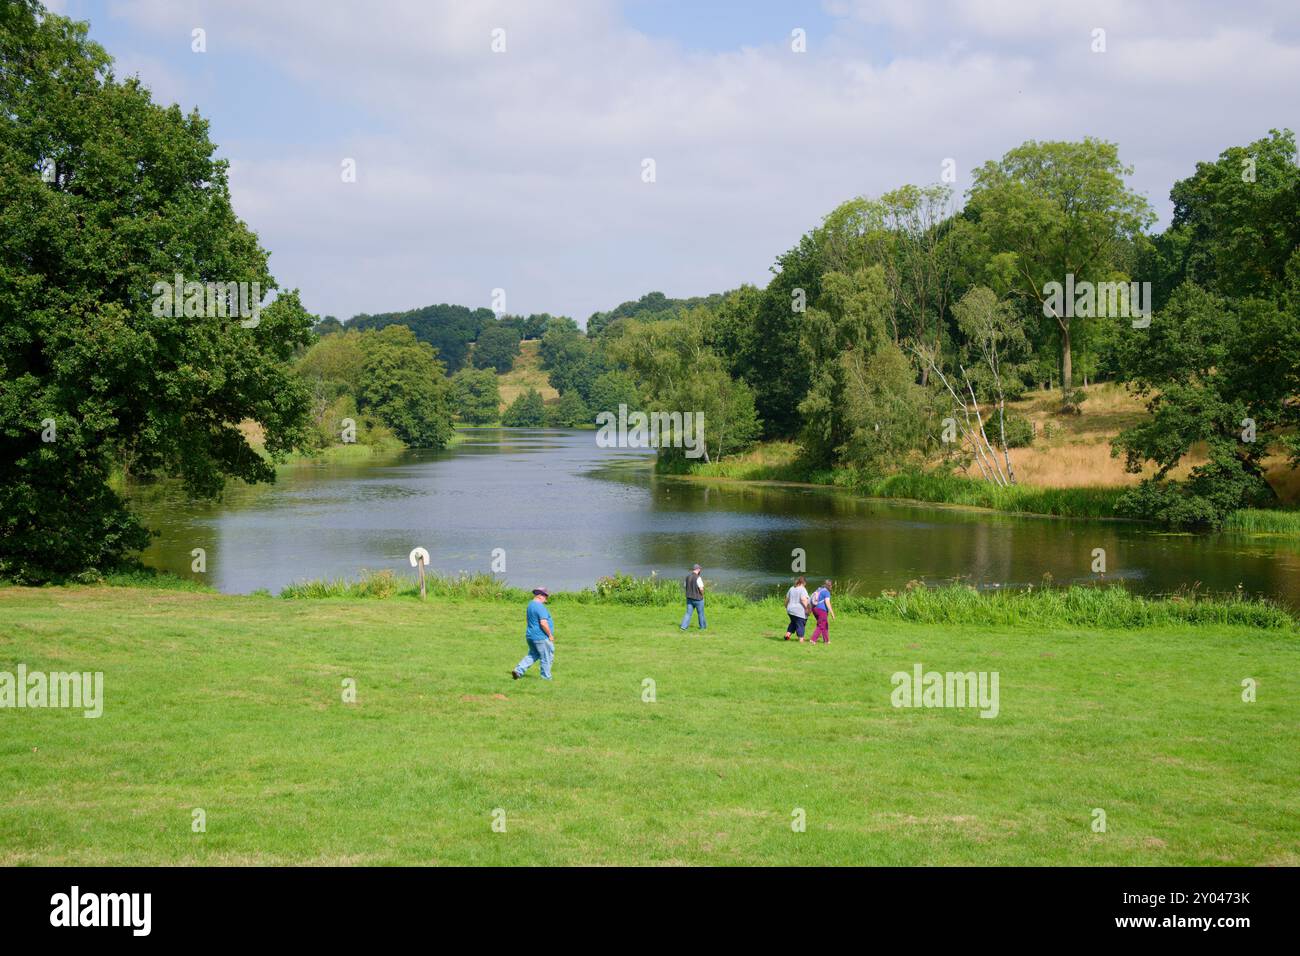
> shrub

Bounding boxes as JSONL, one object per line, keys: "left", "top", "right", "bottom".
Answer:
{"left": 1002, "top": 413, "right": 1035, "bottom": 448}
{"left": 502, "top": 388, "right": 546, "bottom": 427}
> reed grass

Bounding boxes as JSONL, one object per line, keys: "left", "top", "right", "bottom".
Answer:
{"left": 275, "top": 571, "right": 1295, "bottom": 630}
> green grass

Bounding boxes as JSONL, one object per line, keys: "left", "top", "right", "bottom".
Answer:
{"left": 278, "top": 571, "right": 1295, "bottom": 629}
{"left": 1223, "top": 507, "right": 1300, "bottom": 535}
{"left": 2, "top": 583, "right": 1296, "bottom": 865}
{"left": 846, "top": 470, "right": 1129, "bottom": 520}
{"left": 658, "top": 441, "right": 828, "bottom": 483}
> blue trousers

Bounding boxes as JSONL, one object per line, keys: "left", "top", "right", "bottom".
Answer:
{"left": 680, "top": 598, "right": 706, "bottom": 630}
{"left": 515, "top": 638, "right": 554, "bottom": 680}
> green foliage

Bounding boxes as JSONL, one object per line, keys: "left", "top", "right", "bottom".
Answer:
{"left": 501, "top": 387, "right": 546, "bottom": 427}
{"left": 850, "top": 469, "right": 1125, "bottom": 520}
{"left": 1002, "top": 413, "right": 1035, "bottom": 448}
{"left": 738, "top": 233, "right": 825, "bottom": 439}
{"left": 279, "top": 569, "right": 406, "bottom": 599}
{"left": 839, "top": 342, "right": 942, "bottom": 471}
{"left": 1223, "top": 508, "right": 1300, "bottom": 535}
{"left": 297, "top": 329, "right": 365, "bottom": 395}
{"left": 835, "top": 582, "right": 1292, "bottom": 631}
{"left": 538, "top": 322, "right": 608, "bottom": 400}
{"left": 312, "top": 315, "right": 344, "bottom": 337}
{"left": 798, "top": 266, "right": 893, "bottom": 465}
{"left": 586, "top": 290, "right": 726, "bottom": 337}
{"left": 606, "top": 312, "right": 761, "bottom": 463}
{"left": 356, "top": 325, "right": 454, "bottom": 448}
{"left": 546, "top": 390, "right": 590, "bottom": 427}
{"left": 852, "top": 184, "right": 958, "bottom": 353}
{"left": 450, "top": 367, "right": 501, "bottom": 424}
{"left": 293, "top": 329, "right": 408, "bottom": 449}
{"left": 280, "top": 570, "right": 1294, "bottom": 631}
{"left": 472, "top": 322, "right": 522, "bottom": 373}
{"left": 701, "top": 285, "right": 764, "bottom": 371}
{"left": 0, "top": 4, "right": 313, "bottom": 581}
{"left": 521, "top": 313, "right": 560, "bottom": 340}
{"left": 348, "top": 304, "right": 493, "bottom": 373}
{"left": 1112, "top": 282, "right": 1298, "bottom": 527}
{"left": 586, "top": 370, "right": 640, "bottom": 418}
{"left": 967, "top": 138, "right": 1155, "bottom": 400}
{"left": 1169, "top": 128, "right": 1300, "bottom": 301}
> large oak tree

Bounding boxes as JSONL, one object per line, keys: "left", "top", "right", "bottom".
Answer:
{"left": 1, "top": 2, "right": 314, "bottom": 579}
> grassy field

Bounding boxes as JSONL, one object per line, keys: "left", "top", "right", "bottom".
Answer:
{"left": 2, "top": 583, "right": 1296, "bottom": 866}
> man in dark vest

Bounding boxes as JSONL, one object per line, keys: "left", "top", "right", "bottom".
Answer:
{"left": 680, "top": 563, "right": 706, "bottom": 631}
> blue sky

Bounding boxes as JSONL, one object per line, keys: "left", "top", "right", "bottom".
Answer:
{"left": 46, "top": 1, "right": 1300, "bottom": 325}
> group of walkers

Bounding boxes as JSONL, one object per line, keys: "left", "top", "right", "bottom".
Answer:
{"left": 679, "top": 564, "right": 835, "bottom": 644}
{"left": 510, "top": 565, "right": 838, "bottom": 681}
{"left": 780, "top": 575, "right": 836, "bottom": 644}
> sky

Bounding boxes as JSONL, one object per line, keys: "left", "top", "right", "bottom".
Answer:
{"left": 45, "top": 0, "right": 1300, "bottom": 326}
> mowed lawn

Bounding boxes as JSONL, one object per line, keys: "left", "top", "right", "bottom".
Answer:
{"left": 1, "top": 586, "right": 1296, "bottom": 866}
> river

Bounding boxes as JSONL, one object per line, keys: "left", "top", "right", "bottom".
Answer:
{"left": 131, "top": 428, "right": 1300, "bottom": 607}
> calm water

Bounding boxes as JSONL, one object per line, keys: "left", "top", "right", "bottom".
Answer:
{"left": 133, "top": 429, "right": 1300, "bottom": 607}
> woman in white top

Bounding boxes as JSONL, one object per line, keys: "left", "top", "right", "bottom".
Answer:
{"left": 783, "top": 576, "right": 811, "bottom": 642}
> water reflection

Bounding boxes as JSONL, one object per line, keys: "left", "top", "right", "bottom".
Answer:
{"left": 130, "top": 429, "right": 1300, "bottom": 606}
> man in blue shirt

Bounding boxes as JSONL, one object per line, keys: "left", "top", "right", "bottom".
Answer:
{"left": 512, "top": 587, "right": 555, "bottom": 680}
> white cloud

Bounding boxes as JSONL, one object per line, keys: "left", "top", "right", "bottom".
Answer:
{"left": 98, "top": 0, "right": 1300, "bottom": 323}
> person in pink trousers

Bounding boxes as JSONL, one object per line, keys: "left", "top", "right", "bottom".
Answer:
{"left": 809, "top": 580, "right": 835, "bottom": 644}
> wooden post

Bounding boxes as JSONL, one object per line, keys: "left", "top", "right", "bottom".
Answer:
{"left": 409, "top": 547, "right": 430, "bottom": 601}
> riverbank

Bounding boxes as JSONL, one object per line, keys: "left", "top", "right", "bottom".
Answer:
{"left": 663, "top": 381, "right": 1300, "bottom": 530}
{"left": 277, "top": 570, "right": 1296, "bottom": 630}
{"left": 2, "top": 581, "right": 1295, "bottom": 865}
{"left": 662, "top": 445, "right": 1130, "bottom": 521}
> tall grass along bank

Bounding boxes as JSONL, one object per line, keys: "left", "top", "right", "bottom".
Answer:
{"left": 276, "top": 571, "right": 1294, "bottom": 631}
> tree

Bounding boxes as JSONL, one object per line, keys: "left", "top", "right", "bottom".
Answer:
{"left": 501, "top": 387, "right": 546, "bottom": 427}
{"left": 297, "top": 329, "right": 365, "bottom": 397}
{"left": 938, "top": 287, "right": 1027, "bottom": 485}
{"left": 450, "top": 367, "right": 501, "bottom": 425}
{"left": 1167, "top": 128, "right": 1300, "bottom": 302}
{"left": 1111, "top": 282, "right": 1300, "bottom": 527}
{"left": 840, "top": 342, "right": 940, "bottom": 473}
{"left": 586, "top": 290, "right": 726, "bottom": 337}
{"left": 0, "top": 2, "right": 313, "bottom": 580}
{"left": 522, "top": 313, "right": 559, "bottom": 339}
{"left": 702, "top": 285, "right": 763, "bottom": 377}
{"left": 348, "top": 303, "right": 493, "bottom": 373}
{"left": 586, "top": 370, "right": 640, "bottom": 419}
{"left": 313, "top": 315, "right": 344, "bottom": 337}
{"left": 852, "top": 185, "right": 957, "bottom": 375}
{"left": 797, "top": 266, "right": 891, "bottom": 466}
{"left": 296, "top": 330, "right": 366, "bottom": 446}
{"left": 967, "top": 139, "right": 1154, "bottom": 407}
{"left": 605, "top": 313, "right": 761, "bottom": 464}
{"left": 746, "top": 233, "right": 825, "bottom": 438}
{"left": 357, "top": 325, "right": 454, "bottom": 448}
{"left": 547, "top": 390, "right": 590, "bottom": 427}
{"left": 539, "top": 323, "right": 607, "bottom": 399}
{"left": 472, "top": 322, "right": 522, "bottom": 373}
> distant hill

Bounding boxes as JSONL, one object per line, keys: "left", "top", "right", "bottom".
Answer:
{"left": 348, "top": 304, "right": 495, "bottom": 372}
{"left": 586, "top": 290, "right": 727, "bottom": 336}
{"left": 494, "top": 339, "right": 559, "bottom": 410}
